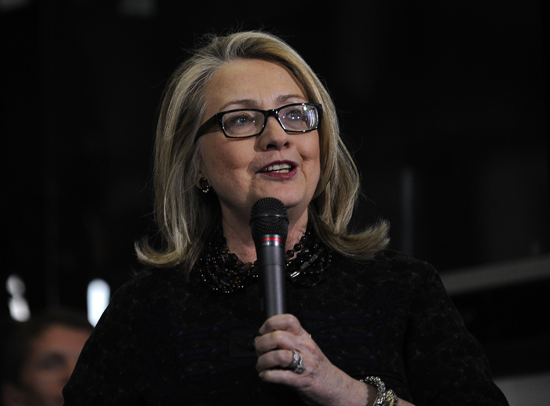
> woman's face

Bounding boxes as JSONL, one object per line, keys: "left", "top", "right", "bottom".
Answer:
{"left": 198, "top": 59, "right": 320, "bottom": 226}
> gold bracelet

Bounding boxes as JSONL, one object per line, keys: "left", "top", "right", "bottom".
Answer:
{"left": 360, "top": 376, "right": 398, "bottom": 406}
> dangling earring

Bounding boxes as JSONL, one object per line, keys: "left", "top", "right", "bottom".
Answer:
{"left": 199, "top": 177, "right": 210, "bottom": 193}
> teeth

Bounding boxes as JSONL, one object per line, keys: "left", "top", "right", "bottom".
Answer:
{"left": 263, "top": 163, "right": 292, "bottom": 173}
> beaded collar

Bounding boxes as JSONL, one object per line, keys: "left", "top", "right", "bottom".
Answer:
{"left": 197, "top": 226, "right": 332, "bottom": 294}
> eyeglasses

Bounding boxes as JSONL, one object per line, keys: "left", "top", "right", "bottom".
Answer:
{"left": 195, "top": 103, "right": 323, "bottom": 141}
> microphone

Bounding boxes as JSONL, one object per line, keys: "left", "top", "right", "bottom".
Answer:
{"left": 250, "top": 197, "right": 289, "bottom": 319}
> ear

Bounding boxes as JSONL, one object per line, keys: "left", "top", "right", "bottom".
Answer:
{"left": 1, "top": 382, "right": 28, "bottom": 406}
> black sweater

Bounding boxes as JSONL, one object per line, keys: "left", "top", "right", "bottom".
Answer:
{"left": 63, "top": 249, "right": 508, "bottom": 405}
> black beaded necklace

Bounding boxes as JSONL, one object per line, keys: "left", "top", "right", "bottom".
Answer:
{"left": 197, "top": 226, "right": 332, "bottom": 294}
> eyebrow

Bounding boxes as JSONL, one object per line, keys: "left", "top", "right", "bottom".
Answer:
{"left": 219, "top": 94, "right": 307, "bottom": 112}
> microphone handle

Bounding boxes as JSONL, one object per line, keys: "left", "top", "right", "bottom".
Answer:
{"left": 256, "top": 236, "right": 287, "bottom": 318}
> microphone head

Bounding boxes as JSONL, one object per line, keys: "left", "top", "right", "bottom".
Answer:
{"left": 250, "top": 198, "right": 289, "bottom": 240}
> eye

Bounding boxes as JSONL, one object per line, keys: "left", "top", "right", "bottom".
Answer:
{"left": 222, "top": 111, "right": 262, "bottom": 136}
{"left": 230, "top": 114, "right": 253, "bottom": 125}
{"left": 280, "top": 105, "right": 318, "bottom": 131}
{"left": 284, "top": 108, "right": 304, "bottom": 121}
{"left": 37, "top": 353, "right": 66, "bottom": 370}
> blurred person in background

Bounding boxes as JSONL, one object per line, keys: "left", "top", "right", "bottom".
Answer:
{"left": 1, "top": 309, "right": 91, "bottom": 406}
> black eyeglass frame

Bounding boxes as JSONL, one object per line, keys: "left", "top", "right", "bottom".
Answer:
{"left": 194, "top": 102, "right": 323, "bottom": 141}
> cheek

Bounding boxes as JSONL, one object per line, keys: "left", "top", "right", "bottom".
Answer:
{"left": 302, "top": 138, "right": 322, "bottom": 198}
{"left": 201, "top": 141, "right": 252, "bottom": 184}
{"left": 303, "top": 138, "right": 321, "bottom": 177}
{"left": 309, "top": 160, "right": 321, "bottom": 195}
{"left": 22, "top": 368, "right": 58, "bottom": 393}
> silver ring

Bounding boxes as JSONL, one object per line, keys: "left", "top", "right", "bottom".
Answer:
{"left": 288, "top": 349, "right": 306, "bottom": 374}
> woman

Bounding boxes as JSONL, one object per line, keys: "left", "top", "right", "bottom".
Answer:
{"left": 63, "top": 31, "right": 508, "bottom": 406}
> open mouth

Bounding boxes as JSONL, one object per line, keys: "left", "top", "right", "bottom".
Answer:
{"left": 261, "top": 163, "right": 294, "bottom": 174}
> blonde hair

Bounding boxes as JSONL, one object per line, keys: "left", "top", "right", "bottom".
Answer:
{"left": 136, "top": 31, "right": 389, "bottom": 275}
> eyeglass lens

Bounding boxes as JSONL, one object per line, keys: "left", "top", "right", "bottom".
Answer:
{"left": 222, "top": 104, "right": 319, "bottom": 138}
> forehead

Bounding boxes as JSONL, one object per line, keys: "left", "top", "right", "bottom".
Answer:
{"left": 203, "top": 59, "right": 307, "bottom": 115}
{"left": 29, "top": 324, "right": 90, "bottom": 356}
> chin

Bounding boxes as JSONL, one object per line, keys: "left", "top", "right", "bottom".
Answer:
{"left": 274, "top": 195, "right": 311, "bottom": 214}
{"left": 252, "top": 187, "right": 312, "bottom": 213}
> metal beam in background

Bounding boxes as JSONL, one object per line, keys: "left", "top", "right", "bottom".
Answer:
{"left": 440, "top": 254, "right": 550, "bottom": 295}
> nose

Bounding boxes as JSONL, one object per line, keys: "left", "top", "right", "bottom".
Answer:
{"left": 257, "top": 116, "right": 291, "bottom": 150}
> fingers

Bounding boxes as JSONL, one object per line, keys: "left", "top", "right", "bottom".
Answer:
{"left": 255, "top": 314, "right": 311, "bottom": 357}
{"left": 255, "top": 314, "right": 313, "bottom": 378}
{"left": 256, "top": 347, "right": 314, "bottom": 387}
{"left": 255, "top": 329, "right": 308, "bottom": 356}
{"left": 258, "top": 313, "right": 305, "bottom": 336}
{"left": 255, "top": 347, "right": 295, "bottom": 372}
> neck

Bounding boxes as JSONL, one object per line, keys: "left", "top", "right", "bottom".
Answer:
{"left": 221, "top": 208, "right": 309, "bottom": 263}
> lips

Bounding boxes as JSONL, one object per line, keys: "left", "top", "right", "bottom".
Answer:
{"left": 261, "top": 162, "right": 294, "bottom": 174}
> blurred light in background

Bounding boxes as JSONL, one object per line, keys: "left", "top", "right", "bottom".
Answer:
{"left": 6, "top": 274, "right": 31, "bottom": 321}
{"left": 0, "top": 0, "right": 31, "bottom": 11}
{"left": 87, "top": 278, "right": 110, "bottom": 326}
{"left": 118, "top": 0, "right": 157, "bottom": 17}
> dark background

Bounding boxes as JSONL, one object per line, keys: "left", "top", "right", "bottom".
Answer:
{"left": 1, "top": 0, "right": 549, "bottom": 378}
